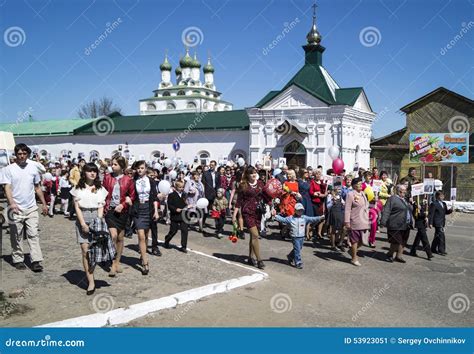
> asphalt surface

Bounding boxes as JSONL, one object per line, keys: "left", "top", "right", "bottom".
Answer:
{"left": 1, "top": 211, "right": 472, "bottom": 327}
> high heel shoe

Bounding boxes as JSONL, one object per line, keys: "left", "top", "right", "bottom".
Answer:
{"left": 86, "top": 286, "right": 96, "bottom": 296}
{"left": 141, "top": 263, "right": 149, "bottom": 275}
{"left": 247, "top": 257, "right": 258, "bottom": 267}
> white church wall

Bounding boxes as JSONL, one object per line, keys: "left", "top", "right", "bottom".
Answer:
{"left": 16, "top": 130, "right": 249, "bottom": 165}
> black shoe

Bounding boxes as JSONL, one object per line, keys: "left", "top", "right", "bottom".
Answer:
{"left": 394, "top": 257, "right": 406, "bottom": 263}
{"left": 86, "top": 286, "right": 96, "bottom": 296}
{"left": 179, "top": 247, "right": 188, "bottom": 253}
{"left": 427, "top": 254, "right": 434, "bottom": 260}
{"left": 14, "top": 262, "right": 26, "bottom": 270}
{"left": 163, "top": 243, "right": 171, "bottom": 249}
{"left": 410, "top": 252, "right": 418, "bottom": 257}
{"left": 296, "top": 264, "right": 303, "bottom": 269}
{"left": 257, "top": 260, "right": 265, "bottom": 269}
{"left": 247, "top": 257, "right": 258, "bottom": 267}
{"left": 151, "top": 247, "right": 162, "bottom": 256}
{"left": 439, "top": 252, "right": 447, "bottom": 256}
{"left": 31, "top": 261, "right": 43, "bottom": 272}
{"left": 385, "top": 255, "right": 394, "bottom": 263}
{"left": 141, "top": 263, "right": 149, "bottom": 275}
{"left": 286, "top": 254, "right": 295, "bottom": 266}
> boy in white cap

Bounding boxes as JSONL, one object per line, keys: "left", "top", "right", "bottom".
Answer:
{"left": 273, "top": 203, "right": 324, "bottom": 269}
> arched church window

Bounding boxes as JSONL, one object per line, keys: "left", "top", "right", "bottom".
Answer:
{"left": 213, "top": 104, "right": 219, "bottom": 111}
{"left": 90, "top": 150, "right": 99, "bottom": 161}
{"left": 284, "top": 140, "right": 306, "bottom": 154}
{"left": 203, "top": 102, "right": 208, "bottom": 109}
{"left": 198, "top": 151, "right": 210, "bottom": 165}
{"left": 162, "top": 91, "right": 170, "bottom": 97}
{"left": 147, "top": 103, "right": 156, "bottom": 110}
{"left": 167, "top": 102, "right": 176, "bottom": 110}
{"left": 187, "top": 102, "right": 197, "bottom": 109}
{"left": 193, "top": 90, "right": 200, "bottom": 95}
{"left": 224, "top": 105, "right": 231, "bottom": 111}
{"left": 177, "top": 90, "right": 185, "bottom": 96}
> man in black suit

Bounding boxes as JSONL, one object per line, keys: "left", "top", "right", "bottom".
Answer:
{"left": 164, "top": 180, "right": 189, "bottom": 253}
{"left": 429, "top": 191, "right": 453, "bottom": 256}
{"left": 202, "top": 160, "right": 220, "bottom": 225}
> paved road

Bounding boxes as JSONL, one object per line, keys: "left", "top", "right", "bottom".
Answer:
{"left": 132, "top": 213, "right": 474, "bottom": 327}
{"left": 1, "top": 212, "right": 472, "bottom": 327}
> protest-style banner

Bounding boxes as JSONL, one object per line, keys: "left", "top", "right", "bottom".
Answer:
{"left": 409, "top": 133, "right": 469, "bottom": 163}
{"left": 371, "top": 179, "right": 383, "bottom": 193}
{"left": 278, "top": 157, "right": 286, "bottom": 168}
{"left": 411, "top": 182, "right": 424, "bottom": 197}
{"left": 450, "top": 187, "right": 457, "bottom": 201}
{"left": 323, "top": 175, "right": 333, "bottom": 187}
{"left": 423, "top": 178, "right": 434, "bottom": 194}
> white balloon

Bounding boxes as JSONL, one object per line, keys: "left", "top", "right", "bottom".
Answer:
{"left": 196, "top": 198, "right": 209, "bottom": 209}
{"left": 158, "top": 180, "right": 171, "bottom": 194}
{"left": 328, "top": 146, "right": 340, "bottom": 160}
{"left": 169, "top": 170, "right": 177, "bottom": 180}
{"left": 43, "top": 172, "right": 53, "bottom": 181}
{"left": 163, "top": 158, "right": 172, "bottom": 168}
{"left": 226, "top": 160, "right": 233, "bottom": 167}
{"left": 273, "top": 168, "right": 282, "bottom": 177}
{"left": 237, "top": 157, "right": 245, "bottom": 166}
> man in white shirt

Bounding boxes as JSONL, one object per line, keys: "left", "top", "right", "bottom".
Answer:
{"left": 4, "top": 144, "right": 48, "bottom": 272}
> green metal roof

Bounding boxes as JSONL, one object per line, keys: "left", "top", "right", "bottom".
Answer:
{"left": 76, "top": 110, "right": 249, "bottom": 134}
{"left": 335, "top": 87, "right": 364, "bottom": 105}
{"left": 0, "top": 118, "right": 95, "bottom": 136}
{"left": 255, "top": 63, "right": 369, "bottom": 110}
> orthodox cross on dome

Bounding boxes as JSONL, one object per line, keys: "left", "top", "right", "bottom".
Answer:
{"left": 306, "top": 1, "right": 321, "bottom": 45}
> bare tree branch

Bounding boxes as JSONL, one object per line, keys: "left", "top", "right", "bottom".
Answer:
{"left": 77, "top": 97, "right": 122, "bottom": 118}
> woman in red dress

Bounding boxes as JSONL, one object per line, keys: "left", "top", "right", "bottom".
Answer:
{"left": 309, "top": 169, "right": 327, "bottom": 239}
{"left": 234, "top": 166, "right": 266, "bottom": 269}
{"left": 280, "top": 169, "right": 301, "bottom": 216}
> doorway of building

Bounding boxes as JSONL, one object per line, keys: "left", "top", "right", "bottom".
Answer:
{"left": 283, "top": 140, "right": 307, "bottom": 169}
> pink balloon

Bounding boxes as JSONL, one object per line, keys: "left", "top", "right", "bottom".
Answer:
{"left": 332, "top": 158, "right": 344, "bottom": 175}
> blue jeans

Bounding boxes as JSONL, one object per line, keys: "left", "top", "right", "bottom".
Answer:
{"left": 288, "top": 237, "right": 304, "bottom": 266}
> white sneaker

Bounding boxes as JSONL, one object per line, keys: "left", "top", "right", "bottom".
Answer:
{"left": 351, "top": 260, "right": 361, "bottom": 267}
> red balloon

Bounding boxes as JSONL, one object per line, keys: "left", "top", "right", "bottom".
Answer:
{"left": 263, "top": 178, "right": 283, "bottom": 199}
{"left": 332, "top": 158, "right": 345, "bottom": 175}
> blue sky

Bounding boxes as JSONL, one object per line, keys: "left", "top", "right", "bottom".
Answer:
{"left": 0, "top": 0, "right": 472, "bottom": 138}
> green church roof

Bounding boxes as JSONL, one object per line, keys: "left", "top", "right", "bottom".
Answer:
{"left": 0, "top": 111, "right": 250, "bottom": 137}
{"left": 0, "top": 118, "right": 95, "bottom": 136}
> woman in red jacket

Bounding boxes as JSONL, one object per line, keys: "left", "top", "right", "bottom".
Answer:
{"left": 309, "top": 169, "right": 327, "bottom": 239}
{"left": 102, "top": 156, "right": 136, "bottom": 277}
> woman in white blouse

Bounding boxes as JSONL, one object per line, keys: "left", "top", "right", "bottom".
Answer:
{"left": 71, "top": 163, "right": 108, "bottom": 295}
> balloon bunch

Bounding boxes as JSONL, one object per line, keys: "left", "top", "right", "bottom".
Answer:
{"left": 328, "top": 145, "right": 344, "bottom": 175}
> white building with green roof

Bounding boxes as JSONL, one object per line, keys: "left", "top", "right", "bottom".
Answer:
{"left": 1, "top": 9, "right": 375, "bottom": 170}
{"left": 246, "top": 8, "right": 375, "bottom": 169}
{"left": 139, "top": 48, "right": 233, "bottom": 115}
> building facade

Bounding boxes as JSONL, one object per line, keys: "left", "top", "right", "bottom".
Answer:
{"left": 246, "top": 11, "right": 375, "bottom": 169}
{"left": 371, "top": 87, "right": 474, "bottom": 201}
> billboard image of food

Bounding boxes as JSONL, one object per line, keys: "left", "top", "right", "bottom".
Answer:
{"left": 409, "top": 133, "right": 469, "bottom": 163}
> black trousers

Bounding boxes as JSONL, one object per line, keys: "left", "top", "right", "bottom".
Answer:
{"left": 202, "top": 197, "right": 215, "bottom": 225}
{"left": 165, "top": 220, "right": 188, "bottom": 249}
{"left": 150, "top": 219, "right": 160, "bottom": 249}
{"left": 431, "top": 226, "right": 446, "bottom": 254}
{"left": 410, "top": 228, "right": 432, "bottom": 257}
{"left": 215, "top": 214, "right": 225, "bottom": 234}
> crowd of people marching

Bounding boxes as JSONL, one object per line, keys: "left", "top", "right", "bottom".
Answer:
{"left": 1, "top": 143, "right": 455, "bottom": 295}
